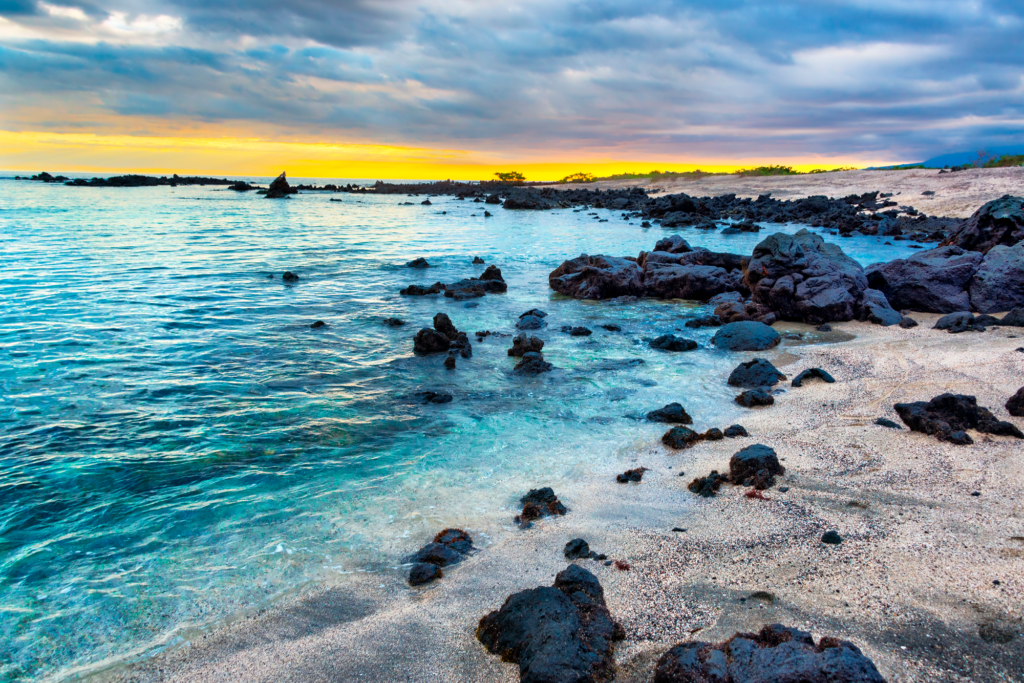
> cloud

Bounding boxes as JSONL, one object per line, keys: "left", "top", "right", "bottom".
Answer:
{"left": 1, "top": 0, "right": 1022, "bottom": 162}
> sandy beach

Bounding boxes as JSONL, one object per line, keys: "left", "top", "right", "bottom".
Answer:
{"left": 568, "top": 166, "right": 1024, "bottom": 219}
{"left": 100, "top": 309, "right": 1024, "bottom": 682}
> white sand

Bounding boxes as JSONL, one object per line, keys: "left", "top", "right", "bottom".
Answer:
{"left": 102, "top": 316, "right": 1024, "bottom": 683}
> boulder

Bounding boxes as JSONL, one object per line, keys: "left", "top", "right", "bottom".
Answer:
{"left": 404, "top": 528, "right": 475, "bottom": 585}
{"left": 712, "top": 321, "right": 781, "bottom": 351}
{"left": 433, "top": 312, "right": 460, "bottom": 340}
{"left": 406, "top": 257, "right": 430, "bottom": 268}
{"left": 517, "top": 315, "right": 547, "bottom": 330}
{"left": 413, "top": 328, "right": 451, "bottom": 354}
{"left": 650, "top": 334, "right": 698, "bottom": 352}
{"left": 282, "top": 271, "right": 300, "bottom": 282}
{"left": 444, "top": 277, "right": 507, "bottom": 299}
{"left": 687, "top": 471, "right": 728, "bottom": 497}
{"left": 969, "top": 242, "right": 1024, "bottom": 313}
{"left": 894, "top": 393, "right": 1024, "bottom": 443}
{"left": 509, "top": 333, "right": 545, "bottom": 357}
{"left": 856, "top": 288, "right": 902, "bottom": 326}
{"left": 643, "top": 261, "right": 746, "bottom": 301}
{"left": 791, "top": 368, "right": 836, "bottom": 387}
{"left": 653, "top": 234, "right": 692, "bottom": 253}
{"left": 549, "top": 254, "right": 644, "bottom": 300}
{"left": 997, "top": 308, "right": 1024, "bottom": 326}
{"left": 480, "top": 264, "right": 505, "bottom": 281}
{"left": 408, "top": 563, "right": 442, "bottom": 586}
{"left": 865, "top": 246, "right": 983, "bottom": 313}
{"left": 729, "top": 444, "right": 784, "bottom": 487}
{"left": 941, "top": 195, "right": 1024, "bottom": 254}
{"left": 647, "top": 403, "right": 692, "bottom": 424}
{"left": 662, "top": 426, "right": 701, "bottom": 449}
{"left": 653, "top": 624, "right": 885, "bottom": 683}
{"left": 714, "top": 300, "right": 777, "bottom": 325}
{"left": 744, "top": 230, "right": 868, "bottom": 323}
{"left": 477, "top": 565, "right": 623, "bottom": 683}
{"left": 1007, "top": 388, "right": 1024, "bottom": 417}
{"left": 727, "top": 359, "right": 786, "bottom": 388}
{"left": 616, "top": 467, "right": 648, "bottom": 483}
{"left": 513, "top": 352, "right": 554, "bottom": 375}
{"left": 685, "top": 315, "right": 722, "bottom": 328}
{"left": 564, "top": 538, "right": 591, "bottom": 559}
{"left": 934, "top": 311, "right": 987, "bottom": 333}
{"left": 735, "top": 389, "right": 774, "bottom": 407}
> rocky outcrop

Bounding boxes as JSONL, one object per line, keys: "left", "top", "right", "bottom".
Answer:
{"left": 865, "top": 246, "right": 983, "bottom": 313}
{"left": 413, "top": 328, "right": 451, "bottom": 353}
{"left": 477, "top": 565, "right": 624, "bottom": 683}
{"left": 941, "top": 195, "right": 1024, "bottom": 254}
{"left": 639, "top": 248, "right": 748, "bottom": 302}
{"left": 405, "top": 528, "right": 475, "bottom": 586}
{"left": 727, "top": 359, "right": 786, "bottom": 388}
{"left": 712, "top": 321, "right": 781, "bottom": 351}
{"left": 653, "top": 624, "right": 885, "bottom": 683}
{"left": 406, "top": 257, "right": 430, "bottom": 268}
{"left": 743, "top": 230, "right": 869, "bottom": 324}
{"left": 265, "top": 172, "right": 296, "bottom": 199}
{"left": 968, "top": 242, "right": 1024, "bottom": 313}
{"left": 894, "top": 393, "right": 1024, "bottom": 444}
{"left": 549, "top": 255, "right": 644, "bottom": 300}
{"left": 414, "top": 313, "right": 472, "bottom": 357}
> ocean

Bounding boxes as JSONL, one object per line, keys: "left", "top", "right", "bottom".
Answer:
{"left": 0, "top": 177, "right": 920, "bottom": 681}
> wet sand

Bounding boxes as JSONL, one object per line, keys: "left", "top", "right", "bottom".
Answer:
{"left": 103, "top": 315, "right": 1024, "bottom": 683}
{"left": 566, "top": 166, "right": 1024, "bottom": 219}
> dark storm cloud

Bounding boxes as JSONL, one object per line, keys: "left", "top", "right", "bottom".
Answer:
{"left": 1, "top": 0, "right": 1022, "bottom": 159}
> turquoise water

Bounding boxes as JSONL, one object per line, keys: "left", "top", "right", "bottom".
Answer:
{"left": 0, "top": 178, "right": 918, "bottom": 681}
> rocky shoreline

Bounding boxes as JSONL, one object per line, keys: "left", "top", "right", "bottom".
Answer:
{"left": 95, "top": 189, "right": 1024, "bottom": 683}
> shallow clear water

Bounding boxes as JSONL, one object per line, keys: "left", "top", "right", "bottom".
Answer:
{"left": 0, "top": 178, "right": 918, "bottom": 681}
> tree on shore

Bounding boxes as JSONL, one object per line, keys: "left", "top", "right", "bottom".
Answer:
{"left": 558, "top": 172, "right": 595, "bottom": 183}
{"left": 494, "top": 171, "right": 526, "bottom": 183}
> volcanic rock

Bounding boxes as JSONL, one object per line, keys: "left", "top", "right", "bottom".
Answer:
{"left": 791, "top": 368, "right": 836, "bottom": 387}
{"left": 727, "top": 358, "right": 786, "bottom": 388}
{"left": 712, "top": 322, "right": 781, "bottom": 351}
{"left": 687, "top": 471, "right": 728, "bottom": 497}
{"left": 477, "top": 565, "right": 623, "bottom": 683}
{"left": 513, "top": 352, "right": 554, "bottom": 375}
{"left": 653, "top": 623, "right": 885, "bottom": 683}
{"left": 564, "top": 538, "right": 591, "bottom": 559}
{"left": 509, "top": 333, "right": 545, "bottom": 357}
{"left": 1006, "top": 388, "right": 1024, "bottom": 417}
{"left": 646, "top": 403, "right": 693, "bottom": 424}
{"left": 969, "top": 242, "right": 1024, "bottom": 313}
{"left": 414, "top": 328, "right": 451, "bottom": 354}
{"left": 894, "top": 393, "right": 1024, "bottom": 443}
{"left": 662, "top": 426, "right": 701, "bottom": 449}
{"left": 941, "top": 195, "right": 1024, "bottom": 254}
{"left": 724, "top": 424, "right": 749, "bottom": 438}
{"left": 549, "top": 254, "right": 644, "bottom": 300}
{"left": 729, "top": 444, "right": 784, "bottom": 488}
{"left": 735, "top": 389, "right": 774, "bottom": 407}
{"left": 515, "top": 487, "right": 568, "bottom": 525}
{"left": 406, "top": 257, "right": 430, "bottom": 268}
{"left": 265, "top": 172, "right": 296, "bottom": 199}
{"left": 616, "top": 467, "right": 648, "bottom": 483}
{"left": 865, "top": 246, "right": 983, "bottom": 313}
{"left": 650, "top": 334, "right": 698, "bottom": 352}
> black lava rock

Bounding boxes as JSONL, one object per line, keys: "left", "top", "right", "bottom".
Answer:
{"left": 724, "top": 424, "right": 749, "bottom": 438}
{"left": 899, "top": 316, "right": 918, "bottom": 328}
{"left": 687, "top": 470, "right": 728, "bottom": 497}
{"left": 415, "top": 391, "right": 453, "bottom": 405}
{"left": 564, "top": 538, "right": 591, "bottom": 559}
{"left": 791, "top": 368, "right": 836, "bottom": 387}
{"left": 729, "top": 444, "right": 785, "bottom": 488}
{"left": 477, "top": 565, "right": 624, "bottom": 683}
{"left": 1007, "top": 387, "right": 1024, "bottom": 417}
{"left": 562, "top": 325, "right": 593, "bottom": 336}
{"left": 712, "top": 321, "right": 781, "bottom": 351}
{"left": 662, "top": 426, "right": 701, "bottom": 449}
{"left": 409, "top": 562, "right": 442, "bottom": 586}
{"left": 508, "top": 333, "right": 545, "bottom": 357}
{"left": 616, "top": 467, "right": 648, "bottom": 483}
{"left": 516, "top": 487, "right": 568, "bottom": 525}
{"left": 473, "top": 256, "right": 485, "bottom": 264}
{"left": 513, "top": 352, "right": 554, "bottom": 375}
{"left": 406, "top": 257, "right": 430, "bottom": 268}
{"left": 646, "top": 403, "right": 692, "bottom": 424}
{"left": 821, "top": 530, "right": 843, "bottom": 545}
{"left": 894, "top": 393, "right": 1024, "bottom": 443}
{"left": 653, "top": 623, "right": 885, "bottom": 683}
{"left": 727, "top": 358, "right": 787, "bottom": 388}
{"left": 383, "top": 317, "right": 405, "bottom": 327}
{"left": 735, "top": 389, "right": 774, "bottom": 407}
{"left": 874, "top": 417, "right": 902, "bottom": 429}
{"left": 517, "top": 315, "right": 547, "bottom": 331}
{"left": 310, "top": 320, "right": 326, "bottom": 329}
{"left": 934, "top": 311, "right": 988, "bottom": 333}
{"left": 282, "top": 271, "right": 300, "bottom": 282}
{"left": 685, "top": 315, "right": 723, "bottom": 328}
{"left": 650, "top": 334, "right": 698, "bottom": 352}
{"left": 414, "top": 328, "right": 451, "bottom": 354}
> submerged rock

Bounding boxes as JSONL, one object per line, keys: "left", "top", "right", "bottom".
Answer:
{"left": 383, "top": 317, "right": 406, "bottom": 327}
{"left": 647, "top": 403, "right": 692, "bottom": 424}
{"left": 685, "top": 315, "right": 723, "bottom": 328}
{"left": 406, "top": 257, "right": 430, "bottom": 268}
{"left": 712, "top": 321, "right": 781, "bottom": 351}
{"left": 414, "top": 391, "right": 453, "bottom": 404}
{"left": 517, "top": 315, "right": 547, "bottom": 331}
{"left": 282, "top": 271, "right": 300, "bottom": 282}
{"left": 650, "top": 334, "right": 698, "bottom": 352}
{"left": 653, "top": 624, "right": 885, "bottom": 683}
{"left": 508, "top": 333, "right": 545, "bottom": 357}
{"left": 894, "top": 393, "right": 1024, "bottom": 444}
{"left": 735, "top": 388, "right": 774, "bottom": 407}
{"left": 791, "top": 368, "right": 836, "bottom": 387}
{"left": 513, "top": 352, "right": 554, "bottom": 375}
{"left": 401, "top": 282, "right": 444, "bottom": 296}
{"left": 477, "top": 565, "right": 623, "bottom": 683}
{"left": 727, "top": 358, "right": 786, "bottom": 388}
{"left": 562, "top": 325, "right": 593, "bottom": 336}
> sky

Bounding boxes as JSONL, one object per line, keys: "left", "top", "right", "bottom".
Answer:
{"left": 1, "top": 0, "right": 1022, "bottom": 179}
